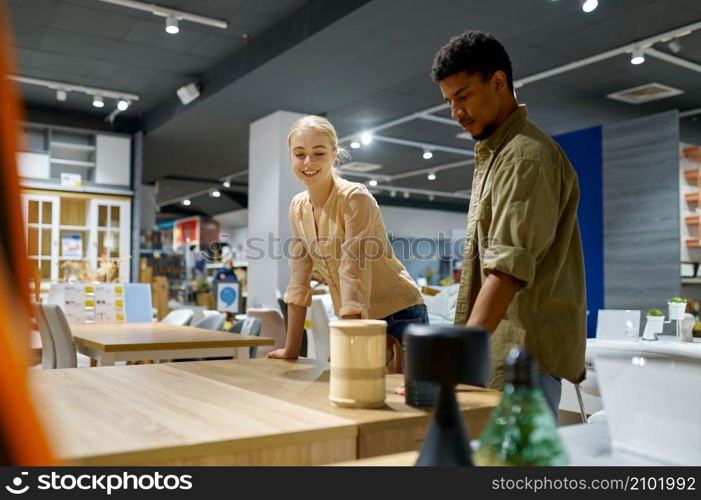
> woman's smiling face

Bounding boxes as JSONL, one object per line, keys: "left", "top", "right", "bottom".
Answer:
{"left": 289, "top": 127, "right": 337, "bottom": 187}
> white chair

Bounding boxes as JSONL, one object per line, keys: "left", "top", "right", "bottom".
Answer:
{"left": 228, "top": 317, "right": 262, "bottom": 357}
{"left": 192, "top": 310, "right": 226, "bottom": 331}
{"left": 308, "top": 296, "right": 331, "bottom": 361}
{"left": 41, "top": 304, "right": 78, "bottom": 368}
{"left": 33, "top": 304, "right": 56, "bottom": 369}
{"left": 161, "top": 309, "right": 194, "bottom": 326}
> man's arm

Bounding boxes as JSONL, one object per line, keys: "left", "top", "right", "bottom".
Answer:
{"left": 466, "top": 270, "right": 521, "bottom": 333}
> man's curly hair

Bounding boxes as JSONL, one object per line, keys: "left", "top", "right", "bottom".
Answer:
{"left": 431, "top": 31, "right": 514, "bottom": 92}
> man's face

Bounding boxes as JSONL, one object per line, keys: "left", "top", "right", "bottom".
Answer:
{"left": 439, "top": 71, "right": 503, "bottom": 141}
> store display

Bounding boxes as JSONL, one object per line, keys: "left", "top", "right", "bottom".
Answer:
{"left": 474, "top": 348, "right": 569, "bottom": 466}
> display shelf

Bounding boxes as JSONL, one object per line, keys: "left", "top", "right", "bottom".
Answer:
{"left": 50, "top": 159, "right": 96, "bottom": 168}
{"left": 684, "top": 192, "right": 699, "bottom": 203}
{"left": 684, "top": 168, "right": 699, "bottom": 182}
{"left": 686, "top": 238, "right": 701, "bottom": 248}
{"left": 682, "top": 277, "right": 701, "bottom": 285}
{"left": 685, "top": 215, "right": 699, "bottom": 225}
{"left": 50, "top": 141, "right": 96, "bottom": 152}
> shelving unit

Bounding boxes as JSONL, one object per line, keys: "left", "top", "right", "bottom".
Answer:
{"left": 681, "top": 144, "right": 701, "bottom": 296}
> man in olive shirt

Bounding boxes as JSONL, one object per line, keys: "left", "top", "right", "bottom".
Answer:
{"left": 431, "top": 31, "right": 587, "bottom": 416}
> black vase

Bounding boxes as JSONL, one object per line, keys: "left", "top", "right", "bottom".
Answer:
{"left": 404, "top": 325, "right": 489, "bottom": 466}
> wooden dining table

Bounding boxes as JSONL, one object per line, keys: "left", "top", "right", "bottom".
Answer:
{"left": 70, "top": 322, "right": 274, "bottom": 366}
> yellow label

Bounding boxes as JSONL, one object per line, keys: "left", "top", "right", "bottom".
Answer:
{"left": 85, "top": 286, "right": 94, "bottom": 294}
{"left": 115, "top": 299, "right": 123, "bottom": 307}
{"left": 115, "top": 286, "right": 124, "bottom": 295}
{"left": 304, "top": 320, "right": 312, "bottom": 329}
{"left": 85, "top": 299, "right": 94, "bottom": 307}
{"left": 116, "top": 313, "right": 125, "bottom": 322}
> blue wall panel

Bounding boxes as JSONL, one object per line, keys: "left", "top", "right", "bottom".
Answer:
{"left": 554, "top": 126, "right": 604, "bottom": 338}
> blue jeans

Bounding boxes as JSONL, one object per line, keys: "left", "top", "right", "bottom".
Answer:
{"left": 382, "top": 304, "right": 429, "bottom": 343}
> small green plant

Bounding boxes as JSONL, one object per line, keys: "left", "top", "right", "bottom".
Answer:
{"left": 669, "top": 297, "right": 686, "bottom": 303}
{"left": 647, "top": 309, "right": 664, "bottom": 317}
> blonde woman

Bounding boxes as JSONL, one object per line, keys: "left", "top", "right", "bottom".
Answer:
{"left": 268, "top": 115, "right": 427, "bottom": 359}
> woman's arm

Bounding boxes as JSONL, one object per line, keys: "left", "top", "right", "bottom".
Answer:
{"left": 268, "top": 303, "right": 307, "bottom": 359}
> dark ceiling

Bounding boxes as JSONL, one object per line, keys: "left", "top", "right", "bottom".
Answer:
{"left": 6, "top": 0, "right": 701, "bottom": 218}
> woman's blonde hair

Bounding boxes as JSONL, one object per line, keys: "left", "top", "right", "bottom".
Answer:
{"left": 287, "top": 115, "right": 350, "bottom": 166}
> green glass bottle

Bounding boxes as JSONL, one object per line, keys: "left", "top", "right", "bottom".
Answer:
{"left": 473, "top": 348, "right": 569, "bottom": 466}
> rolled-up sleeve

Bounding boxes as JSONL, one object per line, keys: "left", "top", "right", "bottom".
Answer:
{"left": 284, "top": 203, "right": 313, "bottom": 308}
{"left": 338, "top": 189, "right": 376, "bottom": 318}
{"left": 483, "top": 159, "right": 559, "bottom": 289}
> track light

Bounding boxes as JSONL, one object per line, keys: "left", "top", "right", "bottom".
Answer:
{"left": 182, "top": 199, "right": 191, "bottom": 206}
{"left": 222, "top": 179, "right": 231, "bottom": 188}
{"left": 165, "top": 15, "right": 179, "bottom": 34}
{"left": 422, "top": 150, "right": 433, "bottom": 160}
{"left": 429, "top": 195, "right": 435, "bottom": 201}
{"left": 403, "top": 192, "right": 410, "bottom": 199}
{"left": 427, "top": 172, "right": 437, "bottom": 181}
{"left": 350, "top": 141, "right": 360, "bottom": 149}
{"left": 390, "top": 190, "right": 396, "bottom": 198}
{"left": 668, "top": 38, "right": 682, "bottom": 54}
{"left": 176, "top": 82, "right": 200, "bottom": 105}
{"left": 56, "top": 89, "right": 67, "bottom": 102}
{"left": 211, "top": 190, "right": 221, "bottom": 198}
{"left": 631, "top": 48, "right": 645, "bottom": 65}
{"left": 368, "top": 179, "right": 378, "bottom": 187}
{"left": 360, "top": 132, "right": 373, "bottom": 145}
{"left": 117, "top": 99, "right": 130, "bottom": 111}
{"left": 92, "top": 95, "right": 104, "bottom": 108}
{"left": 582, "top": 0, "right": 598, "bottom": 13}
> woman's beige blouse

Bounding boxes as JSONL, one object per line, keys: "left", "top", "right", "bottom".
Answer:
{"left": 284, "top": 176, "right": 423, "bottom": 319}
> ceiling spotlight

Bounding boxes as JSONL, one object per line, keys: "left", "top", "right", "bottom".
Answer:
{"left": 631, "top": 48, "right": 645, "bottom": 65}
{"left": 176, "top": 82, "right": 200, "bottom": 105}
{"left": 182, "top": 199, "right": 191, "bottom": 206}
{"left": 422, "top": 150, "right": 433, "bottom": 160}
{"left": 429, "top": 195, "right": 435, "bottom": 201}
{"left": 368, "top": 179, "right": 378, "bottom": 187}
{"left": 360, "top": 132, "right": 373, "bottom": 145}
{"left": 117, "top": 99, "right": 130, "bottom": 111}
{"left": 668, "top": 38, "right": 682, "bottom": 54}
{"left": 390, "top": 190, "right": 397, "bottom": 198}
{"left": 350, "top": 141, "right": 361, "bottom": 149}
{"left": 92, "top": 95, "right": 104, "bottom": 108}
{"left": 581, "top": 0, "right": 598, "bottom": 13}
{"left": 222, "top": 179, "right": 231, "bottom": 188}
{"left": 165, "top": 15, "right": 179, "bottom": 34}
{"left": 211, "top": 190, "right": 221, "bottom": 198}
{"left": 56, "top": 89, "right": 67, "bottom": 102}
{"left": 427, "top": 172, "right": 437, "bottom": 181}
{"left": 403, "top": 191, "right": 410, "bottom": 199}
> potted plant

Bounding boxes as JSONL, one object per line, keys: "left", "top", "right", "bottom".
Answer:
{"left": 642, "top": 309, "right": 664, "bottom": 341}
{"left": 668, "top": 297, "right": 687, "bottom": 321}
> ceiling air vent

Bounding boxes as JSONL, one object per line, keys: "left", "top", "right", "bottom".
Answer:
{"left": 340, "top": 162, "right": 382, "bottom": 172}
{"left": 607, "top": 82, "right": 684, "bottom": 104}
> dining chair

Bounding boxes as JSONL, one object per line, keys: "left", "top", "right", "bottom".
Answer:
{"left": 161, "top": 308, "right": 194, "bottom": 326}
{"left": 228, "top": 316, "right": 262, "bottom": 357}
{"left": 41, "top": 304, "right": 77, "bottom": 369}
{"left": 33, "top": 304, "right": 56, "bottom": 369}
{"left": 245, "top": 308, "right": 286, "bottom": 358}
{"left": 192, "top": 310, "right": 226, "bottom": 331}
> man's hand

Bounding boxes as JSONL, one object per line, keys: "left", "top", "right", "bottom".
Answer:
{"left": 466, "top": 270, "right": 522, "bottom": 333}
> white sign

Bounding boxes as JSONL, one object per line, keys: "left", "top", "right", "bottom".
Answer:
{"left": 60, "top": 172, "right": 82, "bottom": 188}
{"left": 216, "top": 282, "right": 240, "bottom": 313}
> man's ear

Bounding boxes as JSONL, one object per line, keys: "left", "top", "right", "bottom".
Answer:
{"left": 491, "top": 70, "right": 508, "bottom": 93}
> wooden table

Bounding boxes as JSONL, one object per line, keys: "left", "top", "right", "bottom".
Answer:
{"left": 70, "top": 322, "right": 274, "bottom": 366}
{"left": 169, "top": 358, "right": 501, "bottom": 458}
{"left": 29, "top": 364, "right": 357, "bottom": 466}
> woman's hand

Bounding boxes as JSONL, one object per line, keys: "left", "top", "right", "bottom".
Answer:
{"left": 267, "top": 348, "right": 299, "bottom": 359}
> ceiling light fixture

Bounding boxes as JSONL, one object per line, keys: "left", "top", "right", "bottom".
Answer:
{"left": 97, "top": 0, "right": 228, "bottom": 30}
{"left": 429, "top": 195, "right": 435, "bottom": 201}
{"left": 117, "top": 99, "right": 130, "bottom": 111}
{"left": 92, "top": 95, "right": 104, "bottom": 108}
{"left": 176, "top": 82, "right": 200, "bottom": 105}
{"left": 390, "top": 190, "right": 396, "bottom": 198}
{"left": 165, "top": 15, "right": 179, "bottom": 34}
{"left": 427, "top": 172, "right": 437, "bottom": 181}
{"left": 403, "top": 192, "right": 410, "bottom": 199}
{"left": 222, "top": 179, "right": 231, "bottom": 188}
{"left": 182, "top": 199, "right": 191, "bottom": 206}
{"left": 631, "top": 48, "right": 645, "bottom": 65}
{"left": 368, "top": 179, "right": 378, "bottom": 187}
{"left": 582, "top": 0, "right": 598, "bottom": 13}
{"left": 56, "top": 89, "right": 67, "bottom": 102}
{"left": 350, "top": 141, "right": 361, "bottom": 149}
{"left": 360, "top": 132, "right": 373, "bottom": 145}
{"left": 8, "top": 75, "right": 139, "bottom": 108}
{"left": 668, "top": 38, "right": 682, "bottom": 54}
{"left": 211, "top": 190, "right": 221, "bottom": 198}
{"left": 422, "top": 150, "right": 433, "bottom": 160}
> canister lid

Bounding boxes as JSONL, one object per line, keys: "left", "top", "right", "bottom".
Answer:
{"left": 329, "top": 319, "right": 387, "bottom": 333}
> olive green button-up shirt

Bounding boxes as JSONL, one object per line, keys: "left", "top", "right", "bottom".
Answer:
{"left": 454, "top": 105, "right": 586, "bottom": 387}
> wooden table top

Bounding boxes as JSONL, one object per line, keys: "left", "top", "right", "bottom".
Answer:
{"left": 29, "top": 364, "right": 356, "bottom": 465}
{"left": 70, "top": 322, "right": 274, "bottom": 352}
{"left": 334, "top": 451, "right": 419, "bottom": 466}
{"left": 169, "top": 358, "right": 501, "bottom": 433}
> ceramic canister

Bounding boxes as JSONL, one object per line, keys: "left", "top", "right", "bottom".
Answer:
{"left": 329, "top": 319, "right": 387, "bottom": 408}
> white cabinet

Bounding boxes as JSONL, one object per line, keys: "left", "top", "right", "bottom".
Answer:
{"left": 21, "top": 191, "right": 131, "bottom": 284}
{"left": 95, "top": 134, "right": 131, "bottom": 186}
